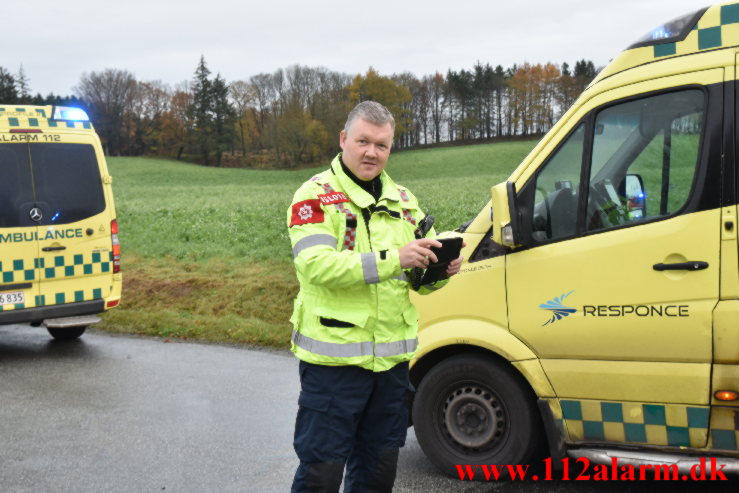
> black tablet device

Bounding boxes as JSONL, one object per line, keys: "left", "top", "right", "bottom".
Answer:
{"left": 420, "top": 237, "right": 463, "bottom": 285}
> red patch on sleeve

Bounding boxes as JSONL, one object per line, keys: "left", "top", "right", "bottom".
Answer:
{"left": 290, "top": 199, "right": 324, "bottom": 227}
{"left": 318, "top": 192, "right": 350, "bottom": 205}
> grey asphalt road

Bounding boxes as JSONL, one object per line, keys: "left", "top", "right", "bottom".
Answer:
{"left": 0, "top": 325, "right": 736, "bottom": 493}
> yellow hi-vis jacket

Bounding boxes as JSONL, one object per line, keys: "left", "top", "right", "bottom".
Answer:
{"left": 287, "top": 154, "right": 448, "bottom": 372}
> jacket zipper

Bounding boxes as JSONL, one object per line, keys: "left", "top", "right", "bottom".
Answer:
{"left": 361, "top": 206, "right": 378, "bottom": 361}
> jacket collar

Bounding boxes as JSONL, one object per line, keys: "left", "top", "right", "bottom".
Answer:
{"left": 331, "top": 154, "right": 400, "bottom": 208}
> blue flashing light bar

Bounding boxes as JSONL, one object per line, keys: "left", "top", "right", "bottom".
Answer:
{"left": 52, "top": 106, "right": 90, "bottom": 121}
{"left": 648, "top": 27, "right": 672, "bottom": 42}
{"left": 629, "top": 8, "right": 707, "bottom": 49}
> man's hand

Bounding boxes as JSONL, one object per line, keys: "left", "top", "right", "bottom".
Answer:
{"left": 399, "top": 238, "right": 442, "bottom": 269}
{"left": 446, "top": 240, "right": 466, "bottom": 277}
{"left": 446, "top": 254, "right": 465, "bottom": 277}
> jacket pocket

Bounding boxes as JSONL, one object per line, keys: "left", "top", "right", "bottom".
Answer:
{"left": 319, "top": 317, "right": 354, "bottom": 328}
{"left": 312, "top": 304, "right": 369, "bottom": 328}
{"left": 402, "top": 304, "right": 419, "bottom": 326}
{"left": 294, "top": 390, "right": 334, "bottom": 460}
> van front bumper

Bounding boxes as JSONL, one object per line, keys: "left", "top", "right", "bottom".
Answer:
{"left": 0, "top": 300, "right": 105, "bottom": 326}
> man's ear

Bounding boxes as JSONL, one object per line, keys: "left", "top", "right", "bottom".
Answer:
{"left": 339, "top": 130, "right": 347, "bottom": 151}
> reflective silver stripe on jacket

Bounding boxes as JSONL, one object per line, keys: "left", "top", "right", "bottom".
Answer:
{"left": 361, "top": 253, "right": 380, "bottom": 284}
{"left": 375, "top": 338, "right": 419, "bottom": 357}
{"left": 292, "top": 234, "right": 338, "bottom": 258}
{"left": 292, "top": 330, "right": 373, "bottom": 358}
{"left": 292, "top": 331, "right": 418, "bottom": 358}
{"left": 392, "top": 272, "right": 409, "bottom": 282}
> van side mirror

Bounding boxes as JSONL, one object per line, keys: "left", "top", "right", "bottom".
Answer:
{"left": 491, "top": 181, "right": 520, "bottom": 247}
{"left": 619, "top": 173, "right": 646, "bottom": 220}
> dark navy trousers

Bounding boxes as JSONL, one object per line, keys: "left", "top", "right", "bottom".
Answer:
{"left": 291, "top": 360, "right": 410, "bottom": 493}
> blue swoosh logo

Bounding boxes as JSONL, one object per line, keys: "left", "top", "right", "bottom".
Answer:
{"left": 540, "top": 290, "right": 576, "bottom": 326}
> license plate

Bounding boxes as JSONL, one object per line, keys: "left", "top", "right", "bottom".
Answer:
{"left": 0, "top": 291, "right": 24, "bottom": 306}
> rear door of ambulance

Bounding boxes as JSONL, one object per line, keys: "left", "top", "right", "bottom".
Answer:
{"left": 0, "top": 137, "right": 41, "bottom": 316}
{"left": 33, "top": 128, "right": 116, "bottom": 312}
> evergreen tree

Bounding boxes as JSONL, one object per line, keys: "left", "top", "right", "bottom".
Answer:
{"left": 188, "top": 55, "right": 214, "bottom": 165}
{"left": 0, "top": 67, "right": 19, "bottom": 103}
{"left": 211, "top": 73, "right": 236, "bottom": 166}
{"left": 574, "top": 60, "right": 598, "bottom": 89}
{"left": 16, "top": 65, "right": 31, "bottom": 103}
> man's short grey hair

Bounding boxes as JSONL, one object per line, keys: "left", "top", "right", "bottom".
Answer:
{"left": 344, "top": 101, "right": 395, "bottom": 133}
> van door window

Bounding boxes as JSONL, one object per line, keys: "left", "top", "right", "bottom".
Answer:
{"left": 531, "top": 123, "right": 585, "bottom": 242}
{"left": 586, "top": 90, "right": 704, "bottom": 231}
{"left": 0, "top": 144, "right": 34, "bottom": 227}
{"left": 29, "top": 144, "right": 106, "bottom": 226}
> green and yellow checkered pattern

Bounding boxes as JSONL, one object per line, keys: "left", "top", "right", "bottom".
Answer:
{"left": 0, "top": 258, "right": 36, "bottom": 284}
{"left": 0, "top": 253, "right": 111, "bottom": 312}
{"left": 0, "top": 253, "right": 111, "bottom": 284}
{"left": 595, "top": 2, "right": 739, "bottom": 85}
{"left": 0, "top": 286, "right": 107, "bottom": 312}
{"left": 32, "top": 287, "right": 105, "bottom": 308}
{"left": 653, "top": 3, "right": 739, "bottom": 58}
{"left": 708, "top": 407, "right": 739, "bottom": 451}
{"left": 40, "top": 252, "right": 112, "bottom": 280}
{"left": 547, "top": 398, "right": 739, "bottom": 452}
{"left": 0, "top": 107, "right": 93, "bottom": 130}
{"left": 552, "top": 398, "right": 711, "bottom": 448}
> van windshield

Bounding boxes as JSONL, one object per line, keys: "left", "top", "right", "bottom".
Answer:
{"left": 0, "top": 143, "right": 105, "bottom": 227}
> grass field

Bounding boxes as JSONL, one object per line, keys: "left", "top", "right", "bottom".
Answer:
{"left": 99, "top": 141, "right": 537, "bottom": 346}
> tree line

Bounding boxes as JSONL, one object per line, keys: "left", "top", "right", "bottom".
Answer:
{"left": 0, "top": 58, "right": 598, "bottom": 167}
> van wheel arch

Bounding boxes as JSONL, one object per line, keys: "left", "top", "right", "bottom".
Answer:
{"left": 411, "top": 344, "right": 523, "bottom": 388}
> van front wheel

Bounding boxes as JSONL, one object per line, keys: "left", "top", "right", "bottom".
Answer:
{"left": 412, "top": 354, "right": 543, "bottom": 477}
{"left": 47, "top": 326, "right": 87, "bottom": 340}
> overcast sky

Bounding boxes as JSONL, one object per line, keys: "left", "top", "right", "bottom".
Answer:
{"left": 7, "top": 0, "right": 714, "bottom": 96}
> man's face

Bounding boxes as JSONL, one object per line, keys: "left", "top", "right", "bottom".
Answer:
{"left": 339, "top": 118, "right": 393, "bottom": 181}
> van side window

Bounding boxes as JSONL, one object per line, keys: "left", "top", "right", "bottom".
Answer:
{"left": 531, "top": 124, "right": 585, "bottom": 242}
{"left": 0, "top": 144, "right": 34, "bottom": 227}
{"left": 30, "top": 144, "right": 106, "bottom": 226}
{"left": 586, "top": 90, "right": 704, "bottom": 231}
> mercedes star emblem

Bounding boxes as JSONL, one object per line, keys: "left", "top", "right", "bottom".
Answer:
{"left": 29, "top": 207, "right": 43, "bottom": 222}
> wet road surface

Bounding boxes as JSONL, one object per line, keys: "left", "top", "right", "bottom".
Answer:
{"left": 0, "top": 325, "right": 736, "bottom": 492}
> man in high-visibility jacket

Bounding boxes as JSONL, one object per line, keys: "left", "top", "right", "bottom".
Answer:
{"left": 287, "top": 101, "right": 463, "bottom": 492}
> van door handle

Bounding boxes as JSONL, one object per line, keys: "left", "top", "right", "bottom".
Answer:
{"left": 653, "top": 261, "right": 708, "bottom": 271}
{"left": 42, "top": 246, "right": 66, "bottom": 252}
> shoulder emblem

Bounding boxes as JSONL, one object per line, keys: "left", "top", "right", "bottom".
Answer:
{"left": 290, "top": 199, "right": 324, "bottom": 227}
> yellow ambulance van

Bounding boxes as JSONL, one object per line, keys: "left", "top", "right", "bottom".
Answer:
{"left": 0, "top": 106, "right": 121, "bottom": 340}
{"left": 411, "top": 2, "right": 739, "bottom": 476}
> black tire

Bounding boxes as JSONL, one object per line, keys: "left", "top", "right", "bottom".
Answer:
{"left": 47, "top": 326, "right": 87, "bottom": 340}
{"left": 412, "top": 353, "right": 543, "bottom": 478}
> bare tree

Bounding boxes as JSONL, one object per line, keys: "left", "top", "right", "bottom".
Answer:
{"left": 249, "top": 73, "right": 278, "bottom": 149}
{"left": 429, "top": 73, "right": 445, "bottom": 143}
{"left": 75, "top": 69, "right": 137, "bottom": 155}
{"left": 130, "top": 80, "right": 172, "bottom": 154}
{"left": 229, "top": 80, "right": 256, "bottom": 155}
